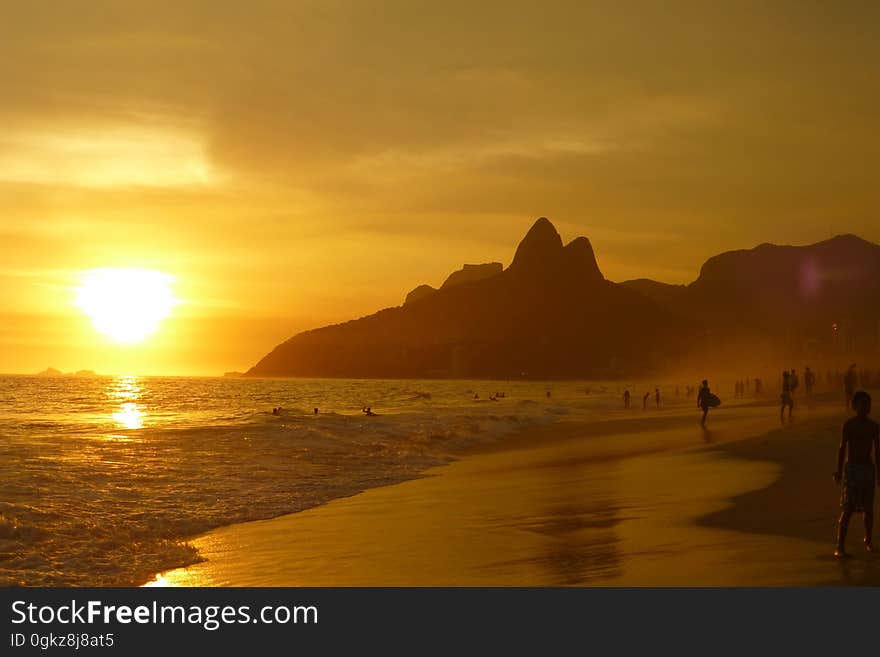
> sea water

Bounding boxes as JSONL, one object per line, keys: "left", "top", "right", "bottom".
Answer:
{"left": 0, "top": 375, "right": 631, "bottom": 585}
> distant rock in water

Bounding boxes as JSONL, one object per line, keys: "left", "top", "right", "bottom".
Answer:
{"left": 404, "top": 284, "right": 437, "bottom": 306}
{"left": 248, "top": 217, "right": 690, "bottom": 379}
{"left": 440, "top": 262, "right": 503, "bottom": 290}
{"left": 36, "top": 367, "right": 63, "bottom": 377}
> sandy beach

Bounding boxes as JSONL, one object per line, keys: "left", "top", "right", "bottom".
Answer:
{"left": 146, "top": 395, "right": 879, "bottom": 587}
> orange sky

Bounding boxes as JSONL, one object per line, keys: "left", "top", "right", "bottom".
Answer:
{"left": 1, "top": 1, "right": 878, "bottom": 375}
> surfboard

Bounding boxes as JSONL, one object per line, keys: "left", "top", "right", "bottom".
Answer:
{"left": 707, "top": 393, "right": 721, "bottom": 407}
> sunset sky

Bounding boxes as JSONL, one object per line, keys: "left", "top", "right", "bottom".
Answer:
{"left": 1, "top": 1, "right": 878, "bottom": 375}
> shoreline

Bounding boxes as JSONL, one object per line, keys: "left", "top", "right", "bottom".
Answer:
{"left": 700, "top": 410, "right": 880, "bottom": 584}
{"left": 144, "top": 396, "right": 865, "bottom": 587}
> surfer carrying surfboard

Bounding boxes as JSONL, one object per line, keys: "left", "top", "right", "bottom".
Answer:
{"left": 696, "top": 380, "right": 719, "bottom": 427}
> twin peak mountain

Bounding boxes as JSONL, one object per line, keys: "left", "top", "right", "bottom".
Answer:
{"left": 248, "top": 218, "right": 880, "bottom": 379}
{"left": 404, "top": 217, "right": 602, "bottom": 306}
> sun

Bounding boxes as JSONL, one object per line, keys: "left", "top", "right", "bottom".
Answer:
{"left": 75, "top": 268, "right": 179, "bottom": 344}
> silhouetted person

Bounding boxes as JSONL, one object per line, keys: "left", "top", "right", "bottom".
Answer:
{"left": 780, "top": 370, "right": 794, "bottom": 422}
{"left": 623, "top": 389, "right": 631, "bottom": 409}
{"left": 474, "top": 393, "right": 479, "bottom": 400}
{"left": 696, "top": 380, "right": 712, "bottom": 427}
{"left": 804, "top": 367, "right": 816, "bottom": 407}
{"left": 364, "top": 407, "right": 377, "bottom": 416}
{"left": 655, "top": 387, "right": 660, "bottom": 408}
{"left": 314, "top": 407, "right": 319, "bottom": 415}
{"left": 844, "top": 364, "right": 858, "bottom": 410}
{"left": 642, "top": 392, "right": 650, "bottom": 410}
{"left": 546, "top": 390, "right": 551, "bottom": 399}
{"left": 833, "top": 391, "right": 879, "bottom": 558}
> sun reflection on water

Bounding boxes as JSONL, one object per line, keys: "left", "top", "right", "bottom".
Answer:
{"left": 112, "top": 402, "right": 144, "bottom": 429}
{"left": 108, "top": 376, "right": 146, "bottom": 429}
{"left": 142, "top": 574, "right": 172, "bottom": 587}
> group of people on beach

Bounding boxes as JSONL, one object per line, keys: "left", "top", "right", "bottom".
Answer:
{"left": 696, "top": 366, "right": 879, "bottom": 558}
{"left": 779, "top": 363, "right": 869, "bottom": 422}
{"left": 733, "top": 378, "right": 765, "bottom": 397}
{"left": 621, "top": 387, "right": 661, "bottom": 410}
{"left": 264, "top": 367, "right": 878, "bottom": 559}
{"left": 691, "top": 364, "right": 873, "bottom": 427}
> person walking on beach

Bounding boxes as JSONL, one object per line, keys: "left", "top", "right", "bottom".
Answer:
{"left": 780, "top": 370, "right": 794, "bottom": 423}
{"left": 804, "top": 367, "right": 815, "bottom": 399}
{"left": 845, "top": 364, "right": 858, "bottom": 410}
{"left": 832, "top": 391, "right": 880, "bottom": 558}
{"left": 655, "top": 387, "right": 661, "bottom": 408}
{"left": 697, "top": 380, "right": 712, "bottom": 427}
{"left": 623, "top": 389, "right": 631, "bottom": 409}
{"left": 642, "top": 392, "right": 650, "bottom": 410}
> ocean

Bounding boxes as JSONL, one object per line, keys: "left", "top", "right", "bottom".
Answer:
{"left": 0, "top": 374, "right": 632, "bottom": 586}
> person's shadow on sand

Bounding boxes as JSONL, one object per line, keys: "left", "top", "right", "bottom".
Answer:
{"left": 701, "top": 427, "right": 714, "bottom": 444}
{"left": 835, "top": 554, "right": 879, "bottom": 585}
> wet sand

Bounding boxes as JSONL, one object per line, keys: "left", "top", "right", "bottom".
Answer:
{"left": 148, "top": 399, "right": 876, "bottom": 587}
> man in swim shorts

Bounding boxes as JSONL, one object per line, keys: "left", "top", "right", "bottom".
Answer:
{"left": 833, "top": 391, "right": 880, "bottom": 557}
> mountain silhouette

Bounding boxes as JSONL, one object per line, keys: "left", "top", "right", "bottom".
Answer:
{"left": 403, "top": 262, "right": 503, "bottom": 306}
{"left": 249, "top": 222, "right": 880, "bottom": 379}
{"left": 441, "top": 262, "right": 503, "bottom": 290}
{"left": 622, "top": 234, "right": 880, "bottom": 339}
{"left": 248, "top": 218, "right": 690, "bottom": 378}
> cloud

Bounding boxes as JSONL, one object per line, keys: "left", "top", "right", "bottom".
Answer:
{"left": 0, "top": 121, "right": 212, "bottom": 187}
{"left": 0, "top": 1, "right": 878, "bottom": 372}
